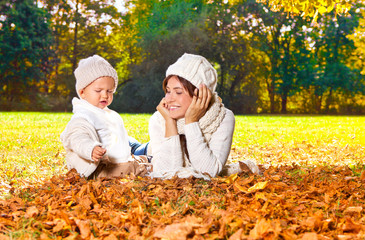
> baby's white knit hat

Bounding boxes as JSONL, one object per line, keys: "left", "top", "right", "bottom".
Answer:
{"left": 74, "top": 55, "right": 118, "bottom": 97}
{"left": 165, "top": 53, "right": 218, "bottom": 92}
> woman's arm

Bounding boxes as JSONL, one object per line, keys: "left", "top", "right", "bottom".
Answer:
{"left": 156, "top": 97, "right": 178, "bottom": 137}
{"left": 148, "top": 112, "right": 184, "bottom": 173}
{"left": 184, "top": 109, "right": 235, "bottom": 177}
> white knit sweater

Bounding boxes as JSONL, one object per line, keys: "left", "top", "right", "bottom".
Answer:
{"left": 148, "top": 108, "right": 235, "bottom": 179}
{"left": 60, "top": 98, "right": 132, "bottom": 177}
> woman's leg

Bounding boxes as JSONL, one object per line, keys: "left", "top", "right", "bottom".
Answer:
{"left": 129, "top": 136, "right": 149, "bottom": 155}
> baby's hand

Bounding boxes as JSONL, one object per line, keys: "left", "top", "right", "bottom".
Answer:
{"left": 92, "top": 146, "right": 106, "bottom": 163}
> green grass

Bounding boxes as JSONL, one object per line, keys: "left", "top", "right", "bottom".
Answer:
{"left": 231, "top": 115, "right": 365, "bottom": 168}
{"left": 0, "top": 112, "right": 151, "bottom": 185}
{"left": 1, "top": 112, "right": 364, "bottom": 198}
{"left": 0, "top": 112, "right": 70, "bottom": 184}
{"left": 121, "top": 113, "right": 151, "bottom": 143}
{"left": 233, "top": 115, "right": 365, "bottom": 147}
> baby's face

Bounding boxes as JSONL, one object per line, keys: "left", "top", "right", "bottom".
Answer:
{"left": 79, "top": 77, "right": 115, "bottom": 109}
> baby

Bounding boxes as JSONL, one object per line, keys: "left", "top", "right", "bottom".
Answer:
{"left": 61, "top": 55, "right": 149, "bottom": 179}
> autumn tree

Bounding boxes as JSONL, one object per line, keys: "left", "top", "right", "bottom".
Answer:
{"left": 0, "top": 0, "right": 56, "bottom": 110}
{"left": 39, "top": 0, "right": 124, "bottom": 110}
{"left": 235, "top": 0, "right": 365, "bottom": 114}
{"left": 346, "top": 4, "right": 365, "bottom": 113}
{"left": 237, "top": 0, "right": 310, "bottom": 113}
{"left": 112, "top": 0, "right": 262, "bottom": 114}
{"left": 348, "top": 5, "right": 365, "bottom": 76}
{"left": 112, "top": 0, "right": 209, "bottom": 113}
{"left": 322, "top": 13, "right": 363, "bottom": 112}
{"left": 201, "top": 0, "right": 258, "bottom": 113}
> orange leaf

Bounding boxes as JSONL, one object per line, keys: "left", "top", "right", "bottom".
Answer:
{"left": 89, "top": 192, "right": 98, "bottom": 205}
{"left": 255, "top": 192, "right": 267, "bottom": 201}
{"left": 25, "top": 206, "right": 39, "bottom": 218}
{"left": 248, "top": 181, "right": 268, "bottom": 193}
{"left": 224, "top": 173, "right": 238, "bottom": 184}
{"left": 233, "top": 182, "right": 247, "bottom": 192}
{"left": 0, "top": 234, "right": 10, "bottom": 240}
{"left": 271, "top": 175, "right": 281, "bottom": 181}
{"left": 344, "top": 206, "right": 363, "bottom": 215}
{"left": 52, "top": 219, "right": 68, "bottom": 233}
{"left": 104, "top": 234, "right": 118, "bottom": 240}
{"left": 228, "top": 228, "right": 243, "bottom": 240}
{"left": 342, "top": 218, "right": 362, "bottom": 233}
{"left": 249, "top": 219, "right": 281, "bottom": 239}
{"left": 153, "top": 223, "right": 194, "bottom": 240}
{"left": 301, "top": 232, "right": 318, "bottom": 240}
{"left": 0, "top": 217, "right": 15, "bottom": 227}
{"left": 75, "top": 219, "right": 91, "bottom": 239}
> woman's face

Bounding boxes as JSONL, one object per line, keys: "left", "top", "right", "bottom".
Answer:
{"left": 164, "top": 76, "right": 193, "bottom": 120}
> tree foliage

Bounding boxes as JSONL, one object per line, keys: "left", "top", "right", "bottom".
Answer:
{"left": 113, "top": 0, "right": 262, "bottom": 114}
{"left": 39, "top": 0, "right": 125, "bottom": 110}
{"left": 237, "top": 0, "right": 364, "bottom": 113}
{"left": 0, "top": 0, "right": 364, "bottom": 113}
{"left": 0, "top": 0, "right": 56, "bottom": 110}
{"left": 112, "top": 0, "right": 210, "bottom": 113}
{"left": 256, "top": 0, "right": 353, "bottom": 19}
{"left": 202, "top": 1, "right": 258, "bottom": 113}
{"left": 308, "top": 8, "right": 364, "bottom": 113}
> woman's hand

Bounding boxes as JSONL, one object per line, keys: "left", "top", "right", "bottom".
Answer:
{"left": 156, "top": 97, "right": 178, "bottom": 137}
{"left": 185, "top": 84, "right": 212, "bottom": 124}
{"left": 92, "top": 146, "right": 106, "bottom": 163}
{"left": 156, "top": 98, "right": 171, "bottom": 121}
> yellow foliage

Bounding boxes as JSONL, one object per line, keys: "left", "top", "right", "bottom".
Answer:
{"left": 256, "top": 0, "right": 352, "bottom": 18}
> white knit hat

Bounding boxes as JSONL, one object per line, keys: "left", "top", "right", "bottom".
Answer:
{"left": 165, "top": 53, "right": 218, "bottom": 92}
{"left": 74, "top": 55, "right": 118, "bottom": 97}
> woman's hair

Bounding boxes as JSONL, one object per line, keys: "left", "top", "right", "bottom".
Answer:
{"left": 163, "top": 75, "right": 196, "bottom": 97}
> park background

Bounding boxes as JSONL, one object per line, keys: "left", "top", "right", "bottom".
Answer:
{"left": 1, "top": 0, "right": 364, "bottom": 114}
{"left": 1, "top": 0, "right": 365, "bottom": 239}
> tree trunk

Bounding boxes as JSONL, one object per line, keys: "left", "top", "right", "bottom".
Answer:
{"left": 72, "top": 0, "right": 79, "bottom": 72}
{"left": 218, "top": 62, "right": 225, "bottom": 94}
{"left": 266, "top": 77, "right": 275, "bottom": 113}
{"left": 281, "top": 93, "right": 287, "bottom": 114}
{"left": 325, "top": 87, "right": 333, "bottom": 113}
{"left": 314, "top": 93, "right": 322, "bottom": 113}
{"left": 269, "top": 88, "right": 275, "bottom": 113}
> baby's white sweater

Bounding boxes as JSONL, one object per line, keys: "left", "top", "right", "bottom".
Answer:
{"left": 148, "top": 108, "right": 235, "bottom": 178}
{"left": 61, "top": 98, "right": 131, "bottom": 177}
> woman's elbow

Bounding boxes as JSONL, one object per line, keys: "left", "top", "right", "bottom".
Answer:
{"left": 200, "top": 162, "right": 222, "bottom": 178}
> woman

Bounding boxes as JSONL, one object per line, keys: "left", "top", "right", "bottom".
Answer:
{"left": 148, "top": 53, "right": 246, "bottom": 179}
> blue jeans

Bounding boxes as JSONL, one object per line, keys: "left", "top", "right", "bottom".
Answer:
{"left": 129, "top": 136, "right": 149, "bottom": 156}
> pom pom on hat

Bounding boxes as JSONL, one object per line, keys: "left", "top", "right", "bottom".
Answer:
{"left": 165, "top": 53, "right": 218, "bottom": 92}
{"left": 74, "top": 55, "right": 118, "bottom": 97}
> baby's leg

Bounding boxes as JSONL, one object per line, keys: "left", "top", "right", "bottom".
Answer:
{"left": 67, "top": 155, "right": 99, "bottom": 178}
{"left": 96, "top": 157, "right": 151, "bottom": 178}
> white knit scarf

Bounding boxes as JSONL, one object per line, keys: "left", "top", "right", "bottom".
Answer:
{"left": 176, "top": 93, "right": 226, "bottom": 142}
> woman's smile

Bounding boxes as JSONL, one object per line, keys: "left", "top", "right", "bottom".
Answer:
{"left": 168, "top": 105, "right": 180, "bottom": 111}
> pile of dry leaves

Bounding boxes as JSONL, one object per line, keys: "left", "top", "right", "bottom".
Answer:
{"left": 1, "top": 164, "right": 365, "bottom": 239}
